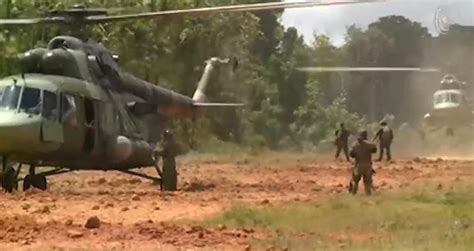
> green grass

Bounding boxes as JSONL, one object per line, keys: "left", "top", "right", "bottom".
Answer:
{"left": 200, "top": 182, "right": 474, "bottom": 251}
{"left": 180, "top": 150, "right": 329, "bottom": 167}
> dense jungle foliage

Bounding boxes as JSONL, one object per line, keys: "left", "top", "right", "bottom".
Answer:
{"left": 1, "top": 0, "right": 473, "bottom": 151}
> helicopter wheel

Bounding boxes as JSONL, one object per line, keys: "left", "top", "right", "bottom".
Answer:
{"left": 23, "top": 174, "right": 48, "bottom": 191}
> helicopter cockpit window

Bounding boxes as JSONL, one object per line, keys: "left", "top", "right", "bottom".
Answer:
{"left": 19, "top": 87, "right": 41, "bottom": 115}
{"left": 0, "top": 86, "right": 21, "bottom": 110}
{"left": 60, "top": 94, "right": 78, "bottom": 126}
{"left": 42, "top": 91, "right": 59, "bottom": 121}
{"left": 434, "top": 93, "right": 444, "bottom": 105}
{"left": 450, "top": 93, "right": 460, "bottom": 104}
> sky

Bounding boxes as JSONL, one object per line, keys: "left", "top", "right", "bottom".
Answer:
{"left": 281, "top": 0, "right": 474, "bottom": 46}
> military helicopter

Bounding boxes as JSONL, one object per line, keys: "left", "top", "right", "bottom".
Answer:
{"left": 423, "top": 74, "right": 473, "bottom": 136}
{"left": 0, "top": 0, "right": 387, "bottom": 193}
{"left": 297, "top": 66, "right": 473, "bottom": 136}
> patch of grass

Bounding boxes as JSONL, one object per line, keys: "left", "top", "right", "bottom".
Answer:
{"left": 200, "top": 182, "right": 474, "bottom": 251}
{"left": 180, "top": 150, "right": 328, "bottom": 168}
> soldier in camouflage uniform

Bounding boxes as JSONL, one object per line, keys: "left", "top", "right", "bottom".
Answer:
{"left": 373, "top": 122, "right": 394, "bottom": 161}
{"left": 349, "top": 131, "right": 377, "bottom": 195}
{"left": 334, "top": 123, "right": 350, "bottom": 162}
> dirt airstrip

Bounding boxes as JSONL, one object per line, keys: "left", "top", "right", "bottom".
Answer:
{"left": 0, "top": 156, "right": 472, "bottom": 250}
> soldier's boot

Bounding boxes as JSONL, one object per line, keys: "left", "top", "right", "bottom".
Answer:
{"left": 343, "top": 146, "right": 350, "bottom": 162}
{"left": 350, "top": 181, "right": 358, "bottom": 195}
{"left": 386, "top": 146, "right": 392, "bottom": 161}
{"left": 364, "top": 175, "right": 373, "bottom": 196}
{"left": 377, "top": 146, "right": 384, "bottom": 161}
{"left": 364, "top": 184, "right": 372, "bottom": 195}
{"left": 335, "top": 146, "right": 341, "bottom": 160}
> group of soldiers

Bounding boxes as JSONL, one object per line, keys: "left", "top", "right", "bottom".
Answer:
{"left": 160, "top": 122, "right": 394, "bottom": 195}
{"left": 334, "top": 122, "right": 394, "bottom": 195}
{"left": 158, "top": 123, "right": 396, "bottom": 195}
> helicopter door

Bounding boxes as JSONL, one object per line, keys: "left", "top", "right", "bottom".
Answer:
{"left": 41, "top": 91, "right": 64, "bottom": 143}
{"left": 83, "top": 98, "right": 96, "bottom": 153}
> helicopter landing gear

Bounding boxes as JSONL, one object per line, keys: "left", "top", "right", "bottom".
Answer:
{"left": 1, "top": 157, "right": 20, "bottom": 193}
{"left": 23, "top": 175, "right": 48, "bottom": 191}
{"left": 23, "top": 165, "right": 48, "bottom": 191}
{"left": 152, "top": 150, "right": 177, "bottom": 192}
{"left": 153, "top": 149, "right": 177, "bottom": 192}
{"left": 153, "top": 154, "right": 163, "bottom": 191}
{"left": 160, "top": 161, "right": 177, "bottom": 192}
{"left": 22, "top": 167, "right": 71, "bottom": 191}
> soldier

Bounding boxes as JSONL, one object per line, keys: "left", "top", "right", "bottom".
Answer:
{"left": 156, "top": 129, "right": 178, "bottom": 191}
{"left": 348, "top": 131, "right": 377, "bottom": 195}
{"left": 373, "top": 121, "right": 394, "bottom": 161}
{"left": 334, "top": 123, "right": 350, "bottom": 162}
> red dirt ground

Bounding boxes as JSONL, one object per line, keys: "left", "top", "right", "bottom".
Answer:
{"left": 0, "top": 156, "right": 472, "bottom": 250}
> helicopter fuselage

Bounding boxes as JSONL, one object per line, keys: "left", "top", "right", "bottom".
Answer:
{"left": 0, "top": 73, "right": 163, "bottom": 170}
{"left": 423, "top": 89, "right": 474, "bottom": 128}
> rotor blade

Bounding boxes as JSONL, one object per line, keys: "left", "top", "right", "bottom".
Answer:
{"left": 0, "top": 17, "right": 65, "bottom": 25}
{"left": 297, "top": 67, "right": 441, "bottom": 73}
{"left": 0, "top": 18, "right": 45, "bottom": 25}
{"left": 86, "top": 0, "right": 387, "bottom": 23}
{"left": 193, "top": 102, "right": 244, "bottom": 107}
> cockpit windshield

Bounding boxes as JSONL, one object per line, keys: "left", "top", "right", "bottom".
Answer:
{"left": 0, "top": 86, "right": 58, "bottom": 119}
{"left": 19, "top": 87, "right": 41, "bottom": 114}
{"left": 0, "top": 87, "right": 4, "bottom": 105}
{"left": 0, "top": 86, "right": 42, "bottom": 114}
{"left": 434, "top": 92, "right": 462, "bottom": 105}
{"left": 450, "top": 93, "right": 460, "bottom": 104}
{"left": 0, "top": 86, "right": 21, "bottom": 110}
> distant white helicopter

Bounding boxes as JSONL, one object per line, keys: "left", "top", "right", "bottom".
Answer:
{"left": 297, "top": 64, "right": 473, "bottom": 136}
{"left": 423, "top": 74, "right": 473, "bottom": 136}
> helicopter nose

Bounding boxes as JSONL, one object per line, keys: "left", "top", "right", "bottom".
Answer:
{"left": 0, "top": 112, "right": 42, "bottom": 154}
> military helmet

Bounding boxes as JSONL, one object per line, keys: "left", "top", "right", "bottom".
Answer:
{"left": 358, "top": 130, "right": 368, "bottom": 140}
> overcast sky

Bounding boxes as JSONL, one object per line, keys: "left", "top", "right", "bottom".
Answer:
{"left": 281, "top": 0, "right": 474, "bottom": 46}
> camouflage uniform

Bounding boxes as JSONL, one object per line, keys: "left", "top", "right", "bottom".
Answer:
{"left": 334, "top": 123, "right": 350, "bottom": 161}
{"left": 373, "top": 122, "right": 394, "bottom": 161}
{"left": 349, "top": 131, "right": 377, "bottom": 195}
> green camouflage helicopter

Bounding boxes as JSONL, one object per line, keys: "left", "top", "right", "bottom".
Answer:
{"left": 0, "top": 0, "right": 385, "bottom": 193}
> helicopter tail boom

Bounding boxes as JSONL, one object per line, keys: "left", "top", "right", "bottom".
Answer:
{"left": 192, "top": 57, "right": 239, "bottom": 103}
{"left": 122, "top": 56, "right": 241, "bottom": 118}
